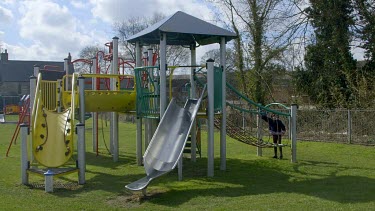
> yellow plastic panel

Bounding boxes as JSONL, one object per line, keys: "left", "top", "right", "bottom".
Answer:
{"left": 62, "top": 91, "right": 78, "bottom": 109}
{"left": 32, "top": 108, "right": 73, "bottom": 167}
{"left": 84, "top": 90, "right": 136, "bottom": 112}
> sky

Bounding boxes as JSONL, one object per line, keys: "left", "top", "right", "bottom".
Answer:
{"left": 0, "top": 0, "right": 220, "bottom": 62}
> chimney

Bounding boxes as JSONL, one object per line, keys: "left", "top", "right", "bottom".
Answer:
{"left": 1, "top": 49, "right": 8, "bottom": 62}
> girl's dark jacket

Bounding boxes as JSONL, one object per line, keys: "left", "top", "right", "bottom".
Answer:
{"left": 261, "top": 115, "right": 286, "bottom": 135}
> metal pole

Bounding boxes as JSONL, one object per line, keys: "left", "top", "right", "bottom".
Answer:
{"left": 78, "top": 77, "right": 86, "bottom": 123}
{"left": 190, "top": 44, "right": 197, "bottom": 162}
{"left": 207, "top": 59, "right": 214, "bottom": 177}
{"left": 30, "top": 65, "right": 39, "bottom": 163}
{"left": 257, "top": 108, "right": 263, "bottom": 156}
{"left": 178, "top": 156, "right": 184, "bottom": 181}
{"left": 242, "top": 111, "right": 245, "bottom": 130}
{"left": 136, "top": 41, "right": 143, "bottom": 165}
{"left": 159, "top": 33, "right": 167, "bottom": 117}
{"left": 111, "top": 37, "right": 119, "bottom": 162}
{"left": 143, "top": 51, "right": 150, "bottom": 150}
{"left": 76, "top": 123, "right": 86, "bottom": 184}
{"left": 348, "top": 109, "right": 352, "bottom": 144}
{"left": 291, "top": 104, "right": 297, "bottom": 163}
{"left": 21, "top": 124, "right": 29, "bottom": 185}
{"left": 57, "top": 79, "right": 62, "bottom": 113}
{"left": 44, "top": 170, "right": 54, "bottom": 193}
{"left": 220, "top": 37, "right": 226, "bottom": 171}
{"left": 92, "top": 58, "right": 98, "bottom": 152}
{"left": 64, "top": 58, "right": 69, "bottom": 91}
{"left": 148, "top": 48, "right": 157, "bottom": 139}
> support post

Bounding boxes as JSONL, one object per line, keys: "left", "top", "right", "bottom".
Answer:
{"left": 64, "top": 58, "right": 69, "bottom": 91}
{"left": 207, "top": 59, "right": 215, "bottom": 177}
{"left": 21, "top": 124, "right": 29, "bottom": 185}
{"left": 347, "top": 109, "right": 352, "bottom": 144}
{"left": 92, "top": 58, "right": 98, "bottom": 152}
{"left": 29, "top": 65, "right": 39, "bottom": 163}
{"left": 148, "top": 48, "right": 157, "bottom": 139}
{"left": 76, "top": 123, "right": 86, "bottom": 184}
{"left": 178, "top": 155, "right": 183, "bottom": 181}
{"left": 44, "top": 170, "right": 54, "bottom": 193}
{"left": 220, "top": 37, "right": 226, "bottom": 171}
{"left": 77, "top": 76, "right": 86, "bottom": 184}
{"left": 159, "top": 33, "right": 167, "bottom": 117}
{"left": 136, "top": 41, "right": 143, "bottom": 165}
{"left": 57, "top": 79, "right": 62, "bottom": 113}
{"left": 111, "top": 37, "right": 119, "bottom": 162}
{"left": 143, "top": 51, "right": 150, "bottom": 150}
{"left": 291, "top": 104, "right": 297, "bottom": 163}
{"left": 190, "top": 44, "right": 197, "bottom": 162}
{"left": 78, "top": 77, "right": 86, "bottom": 123}
{"left": 257, "top": 108, "right": 263, "bottom": 156}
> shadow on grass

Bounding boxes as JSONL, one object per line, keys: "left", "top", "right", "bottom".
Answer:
{"left": 30, "top": 154, "right": 374, "bottom": 206}
{"left": 27, "top": 151, "right": 145, "bottom": 197}
{"left": 145, "top": 157, "right": 375, "bottom": 206}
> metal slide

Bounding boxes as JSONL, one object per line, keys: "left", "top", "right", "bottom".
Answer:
{"left": 126, "top": 89, "right": 205, "bottom": 191}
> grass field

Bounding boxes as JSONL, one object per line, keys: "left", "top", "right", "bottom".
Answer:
{"left": 0, "top": 115, "right": 374, "bottom": 210}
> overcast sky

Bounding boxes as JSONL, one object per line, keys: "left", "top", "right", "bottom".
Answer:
{"left": 0, "top": 0, "right": 220, "bottom": 62}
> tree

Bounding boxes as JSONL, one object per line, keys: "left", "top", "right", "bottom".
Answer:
{"left": 208, "top": 0, "right": 307, "bottom": 104}
{"left": 352, "top": 0, "right": 375, "bottom": 107}
{"left": 353, "top": 0, "right": 375, "bottom": 64}
{"left": 200, "top": 48, "right": 238, "bottom": 85}
{"left": 296, "top": 0, "right": 357, "bottom": 108}
{"left": 75, "top": 45, "right": 107, "bottom": 74}
{"left": 113, "top": 13, "right": 189, "bottom": 66}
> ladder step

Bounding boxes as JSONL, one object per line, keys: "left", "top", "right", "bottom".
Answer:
{"left": 183, "top": 149, "right": 191, "bottom": 153}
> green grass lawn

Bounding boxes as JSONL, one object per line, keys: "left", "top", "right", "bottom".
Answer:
{"left": 0, "top": 116, "right": 374, "bottom": 210}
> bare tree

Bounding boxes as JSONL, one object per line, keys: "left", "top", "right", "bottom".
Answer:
{"left": 113, "top": 13, "right": 190, "bottom": 66}
{"left": 74, "top": 45, "right": 108, "bottom": 74}
{"left": 208, "top": 0, "right": 309, "bottom": 104}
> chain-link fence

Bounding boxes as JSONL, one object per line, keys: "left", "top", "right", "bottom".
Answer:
{"left": 118, "top": 102, "right": 375, "bottom": 146}
{"left": 225, "top": 108, "right": 375, "bottom": 146}
{"left": 297, "top": 109, "right": 375, "bottom": 145}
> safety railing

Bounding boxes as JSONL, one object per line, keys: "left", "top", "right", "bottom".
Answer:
{"left": 134, "top": 66, "right": 160, "bottom": 118}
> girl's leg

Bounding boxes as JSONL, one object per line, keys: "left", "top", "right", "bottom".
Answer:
{"left": 273, "top": 135, "right": 278, "bottom": 158}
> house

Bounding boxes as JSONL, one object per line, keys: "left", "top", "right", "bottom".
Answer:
{"left": 0, "top": 50, "right": 74, "bottom": 97}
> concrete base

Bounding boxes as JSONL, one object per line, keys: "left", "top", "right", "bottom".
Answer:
{"left": 28, "top": 167, "right": 78, "bottom": 193}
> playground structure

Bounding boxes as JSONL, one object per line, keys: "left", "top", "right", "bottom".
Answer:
{"left": 0, "top": 96, "right": 23, "bottom": 124}
{"left": 0, "top": 96, "right": 21, "bottom": 114}
{"left": 17, "top": 11, "right": 297, "bottom": 193}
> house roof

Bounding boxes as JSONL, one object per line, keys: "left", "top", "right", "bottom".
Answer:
{"left": 126, "top": 11, "right": 237, "bottom": 46}
{"left": 0, "top": 60, "right": 74, "bottom": 82}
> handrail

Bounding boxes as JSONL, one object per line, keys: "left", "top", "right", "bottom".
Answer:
{"left": 80, "top": 73, "right": 133, "bottom": 79}
{"left": 226, "top": 102, "right": 258, "bottom": 114}
{"left": 193, "top": 72, "right": 290, "bottom": 117}
{"left": 265, "top": 102, "right": 290, "bottom": 110}
{"left": 134, "top": 66, "right": 159, "bottom": 70}
{"left": 226, "top": 83, "right": 290, "bottom": 117}
{"left": 31, "top": 73, "right": 42, "bottom": 133}
{"left": 71, "top": 73, "right": 78, "bottom": 124}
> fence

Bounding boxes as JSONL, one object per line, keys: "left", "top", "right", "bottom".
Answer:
{"left": 222, "top": 108, "right": 375, "bottom": 146}
{"left": 117, "top": 108, "right": 375, "bottom": 146}
{"left": 297, "top": 109, "right": 375, "bottom": 145}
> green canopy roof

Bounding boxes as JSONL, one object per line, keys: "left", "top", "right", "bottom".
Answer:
{"left": 126, "top": 11, "right": 237, "bottom": 46}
